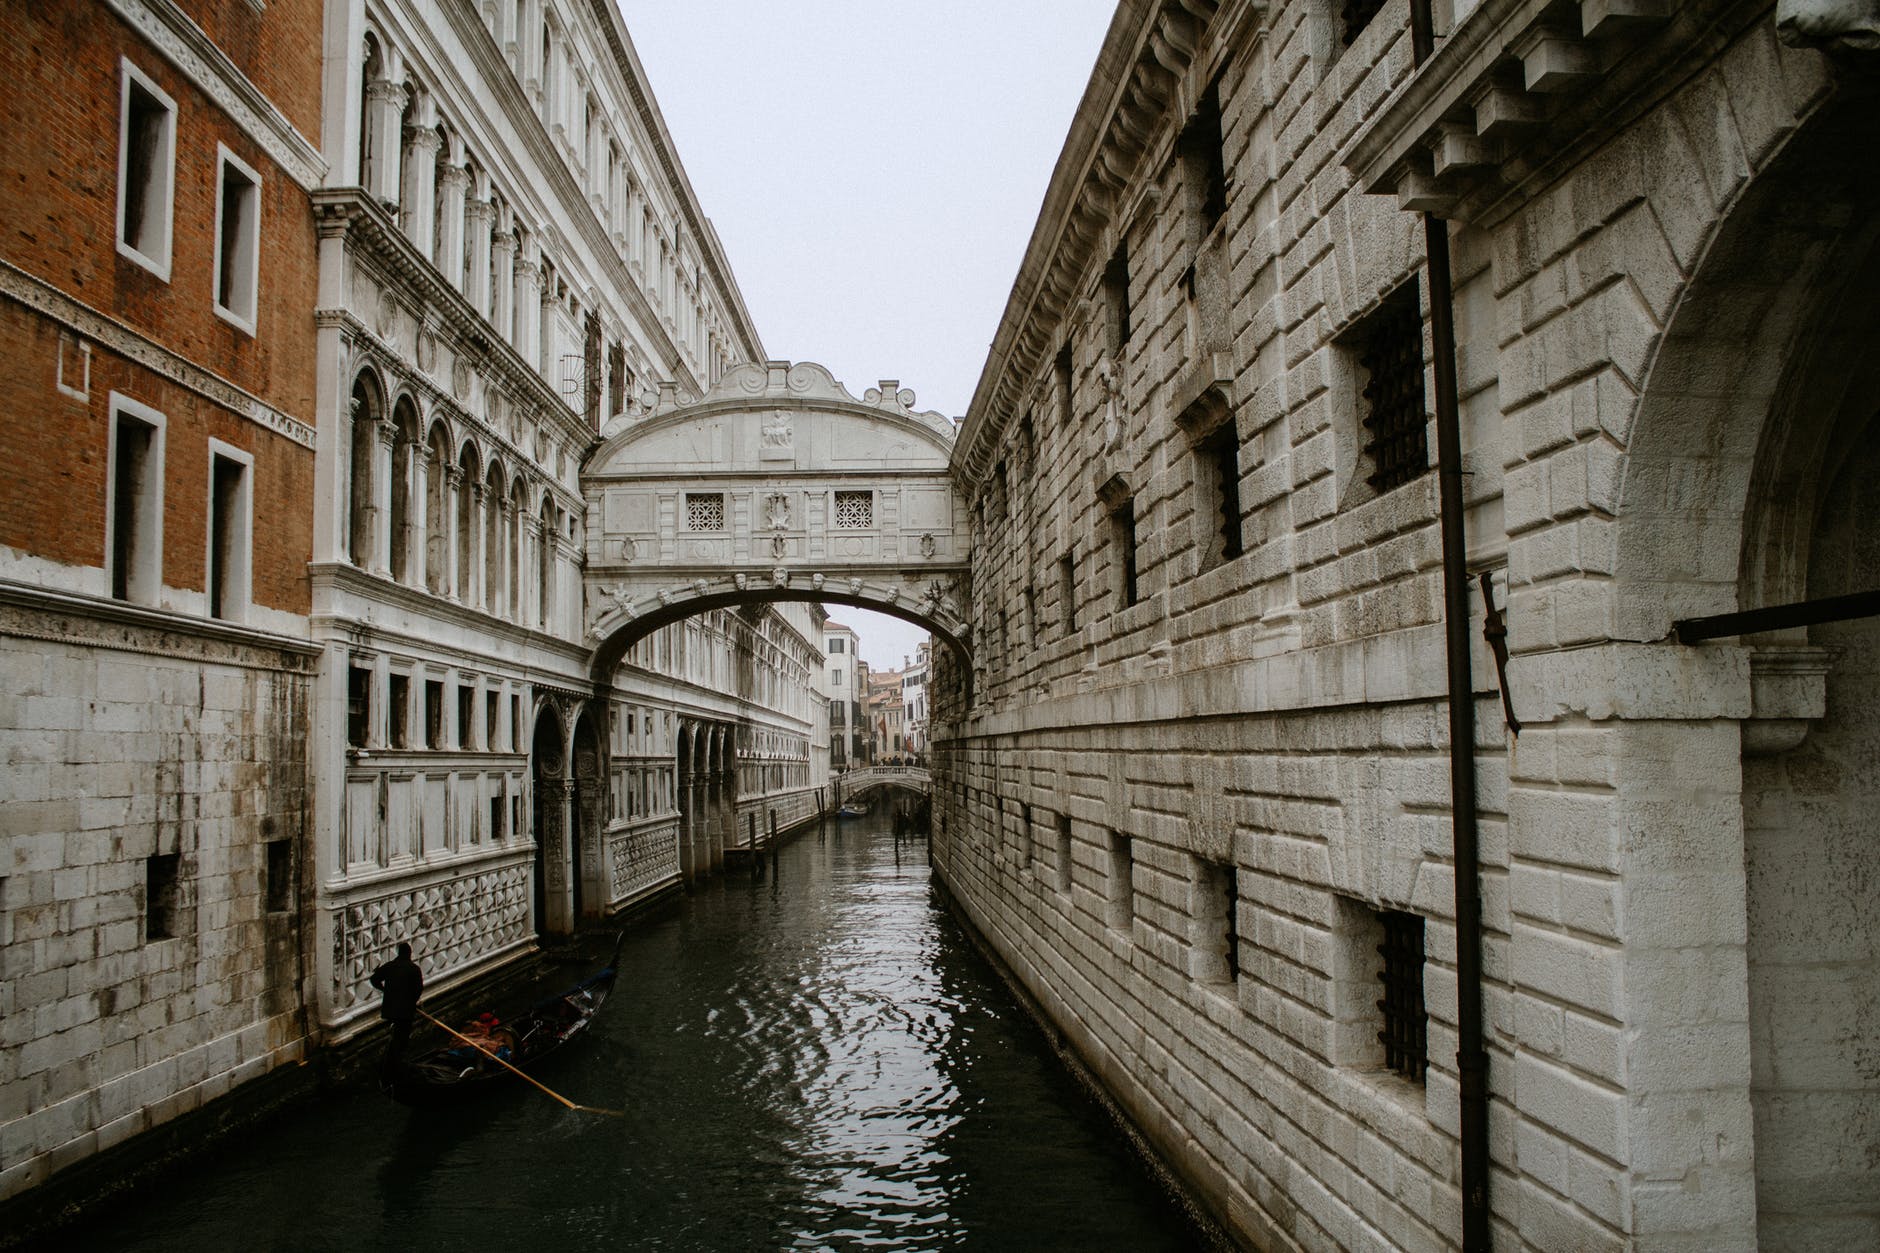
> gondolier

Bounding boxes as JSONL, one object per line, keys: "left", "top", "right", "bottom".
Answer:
{"left": 369, "top": 942, "right": 424, "bottom": 1080}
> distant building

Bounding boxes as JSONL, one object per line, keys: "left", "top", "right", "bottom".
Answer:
{"left": 902, "top": 642, "right": 930, "bottom": 759}
{"left": 821, "top": 620, "right": 858, "bottom": 769}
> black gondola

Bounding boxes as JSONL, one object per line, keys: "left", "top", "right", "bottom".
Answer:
{"left": 386, "top": 936, "right": 623, "bottom": 1109}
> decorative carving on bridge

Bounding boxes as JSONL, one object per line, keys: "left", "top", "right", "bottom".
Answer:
{"left": 920, "top": 532, "right": 937, "bottom": 558}
{"left": 764, "top": 492, "right": 791, "bottom": 530}
{"left": 762, "top": 411, "right": 793, "bottom": 449}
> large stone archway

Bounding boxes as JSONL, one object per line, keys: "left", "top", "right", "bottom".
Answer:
{"left": 581, "top": 362, "right": 973, "bottom": 684}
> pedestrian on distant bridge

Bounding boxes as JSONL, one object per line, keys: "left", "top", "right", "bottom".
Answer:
{"left": 369, "top": 941, "right": 424, "bottom": 1081}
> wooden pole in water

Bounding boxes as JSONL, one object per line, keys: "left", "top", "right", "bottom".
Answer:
{"left": 416, "top": 1008, "right": 622, "bottom": 1116}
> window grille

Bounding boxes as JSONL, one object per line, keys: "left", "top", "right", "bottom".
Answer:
{"left": 1104, "top": 244, "right": 1132, "bottom": 349}
{"left": 1375, "top": 909, "right": 1427, "bottom": 1083}
{"left": 1200, "top": 423, "right": 1243, "bottom": 565}
{"left": 834, "top": 490, "right": 873, "bottom": 529}
{"left": 146, "top": 853, "right": 181, "bottom": 941}
{"left": 1359, "top": 284, "right": 1428, "bottom": 494}
{"left": 265, "top": 839, "right": 292, "bottom": 913}
{"left": 1109, "top": 500, "right": 1138, "bottom": 608}
{"left": 685, "top": 493, "right": 724, "bottom": 531}
{"left": 1341, "top": 0, "right": 1388, "bottom": 45}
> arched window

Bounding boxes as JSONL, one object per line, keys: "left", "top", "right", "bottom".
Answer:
{"left": 388, "top": 397, "right": 419, "bottom": 584}
{"left": 424, "top": 425, "right": 449, "bottom": 594}
{"left": 456, "top": 443, "right": 479, "bottom": 603}
{"left": 347, "top": 375, "right": 379, "bottom": 567}
{"left": 484, "top": 461, "right": 505, "bottom": 615}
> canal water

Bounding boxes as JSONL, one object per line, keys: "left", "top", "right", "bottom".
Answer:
{"left": 71, "top": 811, "right": 1208, "bottom": 1251}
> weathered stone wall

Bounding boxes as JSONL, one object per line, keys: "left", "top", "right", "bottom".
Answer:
{"left": 0, "top": 619, "right": 312, "bottom": 1203}
{"left": 936, "top": 0, "right": 1874, "bottom": 1248}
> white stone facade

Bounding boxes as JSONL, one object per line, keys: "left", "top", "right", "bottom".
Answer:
{"left": 935, "top": 1, "right": 1880, "bottom": 1248}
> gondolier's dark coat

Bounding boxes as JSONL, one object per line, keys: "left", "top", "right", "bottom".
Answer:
{"left": 369, "top": 951, "right": 424, "bottom": 1022}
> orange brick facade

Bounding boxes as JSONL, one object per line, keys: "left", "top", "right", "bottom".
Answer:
{"left": 0, "top": 0, "right": 318, "bottom": 612}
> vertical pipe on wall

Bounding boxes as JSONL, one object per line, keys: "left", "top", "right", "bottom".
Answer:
{"left": 1408, "top": 1, "right": 1490, "bottom": 1247}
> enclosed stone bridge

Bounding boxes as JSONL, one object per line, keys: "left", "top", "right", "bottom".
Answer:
{"left": 582, "top": 361, "right": 972, "bottom": 682}
{"left": 836, "top": 764, "right": 933, "bottom": 800}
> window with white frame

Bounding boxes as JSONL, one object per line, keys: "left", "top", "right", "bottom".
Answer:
{"left": 117, "top": 59, "right": 177, "bottom": 280}
{"left": 206, "top": 440, "right": 252, "bottom": 621}
{"left": 213, "top": 146, "right": 262, "bottom": 332}
{"left": 108, "top": 393, "right": 165, "bottom": 604}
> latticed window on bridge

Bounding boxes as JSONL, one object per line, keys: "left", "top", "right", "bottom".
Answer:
{"left": 685, "top": 492, "right": 725, "bottom": 531}
{"left": 834, "top": 490, "right": 873, "bottom": 529}
{"left": 1357, "top": 281, "right": 1428, "bottom": 495}
{"left": 1376, "top": 909, "right": 1427, "bottom": 1084}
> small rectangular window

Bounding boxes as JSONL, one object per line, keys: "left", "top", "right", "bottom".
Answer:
{"left": 490, "top": 795, "right": 506, "bottom": 841}
{"left": 207, "top": 443, "right": 252, "bottom": 620}
{"left": 348, "top": 665, "right": 372, "bottom": 748}
{"left": 213, "top": 146, "right": 262, "bottom": 332}
{"left": 1055, "top": 813, "right": 1073, "bottom": 892}
{"left": 1059, "top": 553, "right": 1077, "bottom": 634}
{"left": 486, "top": 690, "right": 499, "bottom": 749}
{"left": 1103, "top": 244, "right": 1131, "bottom": 350}
{"left": 265, "top": 839, "right": 292, "bottom": 913}
{"left": 145, "top": 852, "right": 181, "bottom": 941}
{"left": 1355, "top": 280, "right": 1428, "bottom": 495}
{"left": 426, "top": 680, "right": 444, "bottom": 749}
{"left": 1106, "top": 830, "right": 1133, "bottom": 931}
{"left": 1179, "top": 78, "right": 1228, "bottom": 234}
{"left": 117, "top": 59, "right": 176, "bottom": 280}
{"left": 387, "top": 673, "right": 409, "bottom": 749}
{"left": 685, "top": 492, "right": 725, "bottom": 531}
{"left": 834, "top": 490, "right": 873, "bottom": 529}
{"left": 1377, "top": 909, "right": 1428, "bottom": 1083}
{"left": 828, "top": 638, "right": 844, "bottom": 654}
{"left": 1198, "top": 423, "right": 1243, "bottom": 569}
{"left": 457, "top": 685, "right": 474, "bottom": 749}
{"left": 1193, "top": 858, "right": 1240, "bottom": 986}
{"left": 1108, "top": 499, "right": 1138, "bottom": 609}
{"left": 511, "top": 695, "right": 521, "bottom": 751}
{"left": 831, "top": 669, "right": 842, "bottom": 686}
{"left": 1019, "top": 803, "right": 1033, "bottom": 869}
{"left": 1341, "top": 0, "right": 1388, "bottom": 46}
{"left": 1055, "top": 343, "right": 1074, "bottom": 426}
{"left": 108, "top": 395, "right": 164, "bottom": 604}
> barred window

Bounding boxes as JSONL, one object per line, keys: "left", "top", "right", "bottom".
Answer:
{"left": 1341, "top": 0, "right": 1388, "bottom": 46}
{"left": 834, "top": 490, "right": 873, "bottom": 529}
{"left": 1356, "top": 282, "right": 1428, "bottom": 495}
{"left": 1376, "top": 909, "right": 1427, "bottom": 1083}
{"left": 685, "top": 492, "right": 725, "bottom": 531}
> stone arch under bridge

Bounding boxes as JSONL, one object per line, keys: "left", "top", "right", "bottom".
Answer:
{"left": 581, "top": 361, "right": 973, "bottom": 683}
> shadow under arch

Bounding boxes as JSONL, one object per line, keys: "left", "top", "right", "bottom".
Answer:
{"left": 586, "top": 586, "right": 972, "bottom": 703}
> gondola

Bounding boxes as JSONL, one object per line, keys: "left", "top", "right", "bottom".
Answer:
{"left": 837, "top": 801, "right": 869, "bottom": 818}
{"left": 386, "top": 935, "right": 623, "bottom": 1109}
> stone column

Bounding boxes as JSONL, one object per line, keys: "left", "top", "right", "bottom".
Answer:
{"left": 443, "top": 465, "right": 463, "bottom": 602}
{"left": 408, "top": 445, "right": 428, "bottom": 590}
{"left": 514, "top": 249, "right": 541, "bottom": 367}
{"left": 470, "top": 482, "right": 487, "bottom": 611}
{"left": 363, "top": 75, "right": 407, "bottom": 206}
{"left": 399, "top": 95, "right": 440, "bottom": 255}
{"left": 491, "top": 218, "right": 515, "bottom": 343}
{"left": 464, "top": 175, "right": 494, "bottom": 316}
{"left": 540, "top": 270, "right": 559, "bottom": 382}
{"left": 372, "top": 418, "right": 396, "bottom": 576}
{"left": 492, "top": 495, "right": 511, "bottom": 618}
{"left": 435, "top": 138, "right": 468, "bottom": 289}
{"left": 522, "top": 513, "right": 541, "bottom": 629}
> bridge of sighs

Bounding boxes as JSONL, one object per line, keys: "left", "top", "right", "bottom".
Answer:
{"left": 580, "top": 360, "right": 974, "bottom": 678}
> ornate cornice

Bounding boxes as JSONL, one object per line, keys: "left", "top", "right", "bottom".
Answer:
{"left": 0, "top": 579, "right": 318, "bottom": 670}
{"left": 1343, "top": 0, "right": 1776, "bottom": 225}
{"left": 103, "top": 0, "right": 325, "bottom": 190}
{"left": 956, "top": 0, "right": 1231, "bottom": 489}
{"left": 0, "top": 259, "right": 316, "bottom": 450}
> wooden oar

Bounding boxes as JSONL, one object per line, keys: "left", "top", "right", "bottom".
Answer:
{"left": 416, "top": 1008, "right": 622, "bottom": 1117}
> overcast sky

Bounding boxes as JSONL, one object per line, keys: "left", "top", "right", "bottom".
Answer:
{"left": 618, "top": 1, "right": 1117, "bottom": 672}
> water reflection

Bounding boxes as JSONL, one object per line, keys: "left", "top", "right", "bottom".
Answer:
{"left": 60, "top": 812, "right": 1203, "bottom": 1251}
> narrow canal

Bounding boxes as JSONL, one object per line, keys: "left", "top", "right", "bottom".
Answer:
{"left": 69, "top": 809, "right": 1208, "bottom": 1251}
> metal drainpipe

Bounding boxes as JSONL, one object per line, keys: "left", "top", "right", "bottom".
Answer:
{"left": 1408, "top": 2, "right": 1490, "bottom": 1247}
